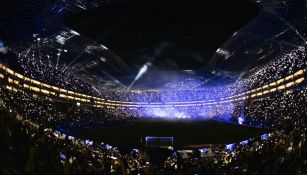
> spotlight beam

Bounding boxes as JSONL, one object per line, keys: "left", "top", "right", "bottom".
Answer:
{"left": 128, "top": 62, "right": 152, "bottom": 89}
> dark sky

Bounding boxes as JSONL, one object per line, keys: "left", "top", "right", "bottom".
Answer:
{"left": 65, "top": 0, "right": 259, "bottom": 70}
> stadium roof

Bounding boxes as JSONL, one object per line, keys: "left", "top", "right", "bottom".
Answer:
{"left": 64, "top": 0, "right": 259, "bottom": 71}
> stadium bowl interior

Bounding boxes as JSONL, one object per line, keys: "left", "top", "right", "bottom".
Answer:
{"left": 0, "top": 0, "right": 307, "bottom": 174}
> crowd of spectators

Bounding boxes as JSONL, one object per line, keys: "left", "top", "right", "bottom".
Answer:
{"left": 1, "top": 30, "right": 307, "bottom": 174}
{"left": 0, "top": 87, "right": 137, "bottom": 128}
{"left": 0, "top": 106, "right": 152, "bottom": 175}
{"left": 161, "top": 88, "right": 307, "bottom": 174}
{"left": 1, "top": 84, "right": 307, "bottom": 174}
{"left": 16, "top": 40, "right": 307, "bottom": 103}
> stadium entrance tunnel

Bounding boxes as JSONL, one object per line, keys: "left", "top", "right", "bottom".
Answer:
{"left": 64, "top": 0, "right": 259, "bottom": 71}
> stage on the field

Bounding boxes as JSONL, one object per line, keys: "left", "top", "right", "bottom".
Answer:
{"left": 64, "top": 119, "right": 270, "bottom": 148}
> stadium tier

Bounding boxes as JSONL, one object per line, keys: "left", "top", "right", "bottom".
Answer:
{"left": 0, "top": 63, "right": 306, "bottom": 108}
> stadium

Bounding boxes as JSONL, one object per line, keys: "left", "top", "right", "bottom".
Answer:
{"left": 0, "top": 0, "right": 307, "bottom": 174}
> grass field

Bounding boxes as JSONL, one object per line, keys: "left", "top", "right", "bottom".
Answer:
{"left": 63, "top": 119, "right": 270, "bottom": 148}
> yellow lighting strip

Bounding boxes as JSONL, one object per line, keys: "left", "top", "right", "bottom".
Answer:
{"left": 0, "top": 63, "right": 305, "bottom": 108}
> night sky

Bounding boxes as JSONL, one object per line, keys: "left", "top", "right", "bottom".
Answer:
{"left": 65, "top": 0, "right": 259, "bottom": 71}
